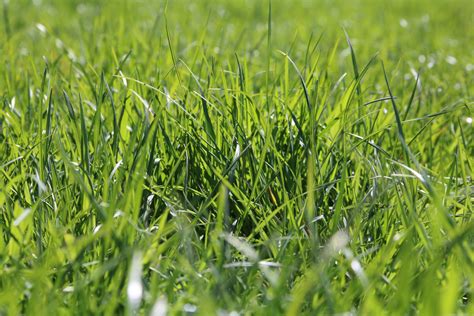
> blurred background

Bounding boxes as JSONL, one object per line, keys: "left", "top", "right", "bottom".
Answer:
{"left": 2, "top": 0, "right": 473, "bottom": 71}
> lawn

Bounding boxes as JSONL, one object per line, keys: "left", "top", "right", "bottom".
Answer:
{"left": 0, "top": 0, "right": 473, "bottom": 314}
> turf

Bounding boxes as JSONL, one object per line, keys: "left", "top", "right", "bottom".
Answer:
{"left": 0, "top": 0, "right": 473, "bottom": 315}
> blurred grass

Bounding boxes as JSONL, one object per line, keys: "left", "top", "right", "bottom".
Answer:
{"left": 0, "top": 0, "right": 473, "bottom": 315}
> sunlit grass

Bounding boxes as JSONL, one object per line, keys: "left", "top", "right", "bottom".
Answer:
{"left": 0, "top": 0, "right": 472, "bottom": 314}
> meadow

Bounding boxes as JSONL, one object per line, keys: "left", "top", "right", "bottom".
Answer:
{"left": 0, "top": 0, "right": 473, "bottom": 314}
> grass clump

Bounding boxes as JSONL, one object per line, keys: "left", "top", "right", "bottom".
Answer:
{"left": 0, "top": 0, "right": 473, "bottom": 314}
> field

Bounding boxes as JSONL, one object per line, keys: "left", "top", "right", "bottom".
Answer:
{"left": 0, "top": 0, "right": 473, "bottom": 314}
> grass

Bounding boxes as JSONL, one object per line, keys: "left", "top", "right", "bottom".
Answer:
{"left": 0, "top": 0, "right": 473, "bottom": 314}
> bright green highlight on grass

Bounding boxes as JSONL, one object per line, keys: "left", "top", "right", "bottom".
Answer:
{"left": 0, "top": 0, "right": 473, "bottom": 314}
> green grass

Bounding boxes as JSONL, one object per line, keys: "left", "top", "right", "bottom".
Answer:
{"left": 0, "top": 0, "right": 473, "bottom": 314}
